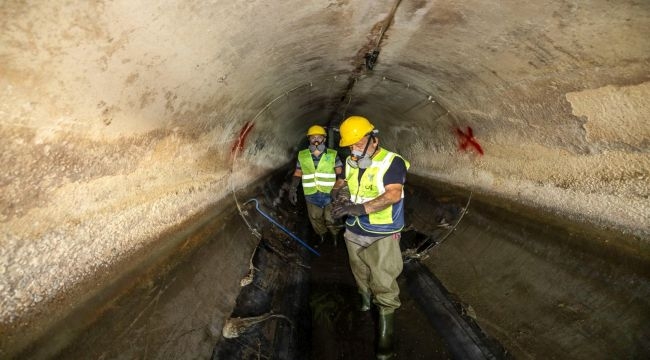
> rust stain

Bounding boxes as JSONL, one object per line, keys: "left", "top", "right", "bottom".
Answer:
{"left": 230, "top": 121, "right": 255, "bottom": 156}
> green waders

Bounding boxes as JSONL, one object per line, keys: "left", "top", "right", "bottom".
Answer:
{"left": 345, "top": 232, "right": 402, "bottom": 359}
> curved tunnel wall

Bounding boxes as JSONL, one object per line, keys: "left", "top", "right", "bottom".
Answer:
{"left": 1, "top": 0, "right": 649, "bottom": 357}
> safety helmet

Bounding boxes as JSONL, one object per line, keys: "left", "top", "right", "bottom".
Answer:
{"left": 306, "top": 125, "right": 327, "bottom": 137}
{"left": 339, "top": 116, "right": 375, "bottom": 147}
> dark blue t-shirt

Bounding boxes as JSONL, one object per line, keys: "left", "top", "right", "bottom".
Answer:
{"left": 367, "top": 156, "right": 406, "bottom": 185}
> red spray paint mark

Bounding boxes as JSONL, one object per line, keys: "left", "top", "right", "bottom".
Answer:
{"left": 455, "top": 126, "right": 484, "bottom": 155}
{"left": 231, "top": 121, "right": 255, "bottom": 155}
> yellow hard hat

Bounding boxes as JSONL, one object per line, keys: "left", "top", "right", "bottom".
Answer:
{"left": 339, "top": 116, "right": 374, "bottom": 146}
{"left": 306, "top": 125, "right": 327, "bottom": 137}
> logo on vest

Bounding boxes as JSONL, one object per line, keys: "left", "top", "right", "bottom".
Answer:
{"left": 364, "top": 173, "right": 375, "bottom": 191}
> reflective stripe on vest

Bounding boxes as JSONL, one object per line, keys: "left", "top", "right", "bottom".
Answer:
{"left": 298, "top": 148, "right": 338, "bottom": 195}
{"left": 345, "top": 148, "right": 410, "bottom": 234}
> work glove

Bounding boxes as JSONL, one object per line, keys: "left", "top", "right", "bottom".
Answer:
{"left": 330, "top": 185, "right": 351, "bottom": 203}
{"left": 289, "top": 188, "right": 298, "bottom": 205}
{"left": 332, "top": 200, "right": 366, "bottom": 219}
{"left": 288, "top": 176, "right": 301, "bottom": 205}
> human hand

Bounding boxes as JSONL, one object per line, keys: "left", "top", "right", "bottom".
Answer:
{"left": 331, "top": 185, "right": 351, "bottom": 202}
{"left": 330, "top": 187, "right": 340, "bottom": 201}
{"left": 288, "top": 176, "right": 301, "bottom": 205}
{"left": 331, "top": 201, "right": 366, "bottom": 218}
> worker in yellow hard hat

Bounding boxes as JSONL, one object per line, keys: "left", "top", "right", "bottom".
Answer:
{"left": 288, "top": 125, "right": 345, "bottom": 246}
{"left": 330, "top": 115, "right": 410, "bottom": 359}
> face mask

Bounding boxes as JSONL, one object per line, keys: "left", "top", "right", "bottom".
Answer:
{"left": 309, "top": 142, "right": 325, "bottom": 153}
{"left": 347, "top": 135, "right": 374, "bottom": 169}
{"left": 347, "top": 150, "right": 372, "bottom": 169}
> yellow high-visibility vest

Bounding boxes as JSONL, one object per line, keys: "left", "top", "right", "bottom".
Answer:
{"left": 298, "top": 148, "right": 338, "bottom": 195}
{"left": 346, "top": 148, "right": 410, "bottom": 233}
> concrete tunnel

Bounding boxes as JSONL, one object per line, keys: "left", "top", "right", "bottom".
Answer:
{"left": 1, "top": 0, "right": 649, "bottom": 358}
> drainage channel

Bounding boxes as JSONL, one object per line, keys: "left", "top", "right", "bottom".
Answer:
{"left": 49, "top": 172, "right": 507, "bottom": 359}
{"left": 212, "top": 175, "right": 507, "bottom": 359}
{"left": 211, "top": 236, "right": 312, "bottom": 359}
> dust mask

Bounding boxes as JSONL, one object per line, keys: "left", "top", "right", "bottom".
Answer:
{"left": 347, "top": 135, "right": 375, "bottom": 169}
{"left": 309, "top": 141, "right": 325, "bottom": 153}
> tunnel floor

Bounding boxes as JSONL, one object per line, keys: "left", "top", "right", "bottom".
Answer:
{"left": 210, "top": 175, "right": 502, "bottom": 359}
{"left": 13, "top": 170, "right": 647, "bottom": 359}
{"left": 307, "top": 237, "right": 452, "bottom": 360}
{"left": 210, "top": 228, "right": 455, "bottom": 360}
{"left": 40, "top": 174, "right": 507, "bottom": 359}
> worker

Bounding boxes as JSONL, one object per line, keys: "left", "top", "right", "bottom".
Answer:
{"left": 288, "top": 125, "right": 345, "bottom": 246}
{"left": 331, "top": 116, "right": 409, "bottom": 359}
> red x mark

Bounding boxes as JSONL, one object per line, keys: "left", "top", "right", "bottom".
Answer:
{"left": 455, "top": 126, "right": 484, "bottom": 155}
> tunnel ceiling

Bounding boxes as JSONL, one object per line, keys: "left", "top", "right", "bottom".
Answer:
{"left": 0, "top": 0, "right": 649, "bottom": 354}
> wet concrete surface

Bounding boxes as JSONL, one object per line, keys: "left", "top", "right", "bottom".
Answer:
{"left": 211, "top": 228, "right": 460, "bottom": 360}
{"left": 308, "top": 236, "right": 453, "bottom": 360}
{"left": 211, "top": 232, "right": 312, "bottom": 359}
{"left": 407, "top": 175, "right": 650, "bottom": 359}
{"left": 20, "top": 171, "right": 647, "bottom": 359}
{"left": 209, "top": 173, "right": 481, "bottom": 359}
{"left": 38, "top": 173, "right": 501, "bottom": 360}
{"left": 49, "top": 209, "right": 257, "bottom": 360}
